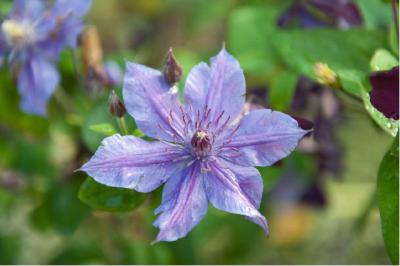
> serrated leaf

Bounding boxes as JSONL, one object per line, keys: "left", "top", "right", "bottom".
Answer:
{"left": 89, "top": 123, "right": 117, "bottom": 136}
{"left": 78, "top": 177, "right": 146, "bottom": 212}
{"left": 370, "top": 49, "right": 398, "bottom": 71}
{"left": 377, "top": 135, "right": 399, "bottom": 265}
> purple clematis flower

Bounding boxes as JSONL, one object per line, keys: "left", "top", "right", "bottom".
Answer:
{"left": 81, "top": 48, "right": 308, "bottom": 243}
{"left": 0, "top": 0, "right": 91, "bottom": 116}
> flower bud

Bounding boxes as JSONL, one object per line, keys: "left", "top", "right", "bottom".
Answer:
{"left": 109, "top": 90, "right": 126, "bottom": 118}
{"left": 163, "top": 48, "right": 182, "bottom": 84}
{"left": 314, "top": 62, "right": 338, "bottom": 87}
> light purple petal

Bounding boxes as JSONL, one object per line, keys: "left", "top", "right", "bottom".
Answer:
{"left": 204, "top": 160, "right": 269, "bottom": 235}
{"left": 11, "top": 0, "right": 44, "bottom": 20}
{"left": 123, "top": 62, "right": 185, "bottom": 142}
{"left": 81, "top": 134, "right": 188, "bottom": 193}
{"left": 184, "top": 47, "right": 245, "bottom": 122}
{"left": 221, "top": 109, "right": 307, "bottom": 167}
{"left": 104, "top": 61, "right": 123, "bottom": 86}
{"left": 153, "top": 162, "right": 208, "bottom": 242}
{"left": 221, "top": 159, "right": 263, "bottom": 208}
{"left": 17, "top": 55, "right": 59, "bottom": 116}
{"left": 41, "top": 17, "right": 84, "bottom": 57}
{"left": 52, "top": 0, "right": 92, "bottom": 17}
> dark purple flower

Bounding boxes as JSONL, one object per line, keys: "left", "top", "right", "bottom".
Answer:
{"left": 369, "top": 66, "right": 399, "bottom": 120}
{"left": 0, "top": 0, "right": 91, "bottom": 116}
{"left": 80, "top": 48, "right": 307, "bottom": 243}
{"left": 278, "top": 0, "right": 363, "bottom": 29}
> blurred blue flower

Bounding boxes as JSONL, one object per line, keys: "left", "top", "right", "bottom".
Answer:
{"left": 104, "top": 61, "right": 123, "bottom": 87}
{"left": 81, "top": 48, "right": 307, "bottom": 243}
{"left": 0, "top": 0, "right": 91, "bottom": 116}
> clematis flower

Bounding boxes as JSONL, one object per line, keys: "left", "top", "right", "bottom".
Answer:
{"left": 369, "top": 66, "right": 399, "bottom": 120}
{"left": 80, "top": 48, "right": 308, "bottom": 243}
{"left": 0, "top": 0, "right": 91, "bottom": 116}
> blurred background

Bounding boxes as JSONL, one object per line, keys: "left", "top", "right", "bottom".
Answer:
{"left": 0, "top": 0, "right": 397, "bottom": 264}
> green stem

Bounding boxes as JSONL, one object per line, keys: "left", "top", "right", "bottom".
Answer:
{"left": 117, "top": 117, "right": 128, "bottom": 135}
{"left": 352, "top": 190, "right": 377, "bottom": 234}
{"left": 392, "top": 0, "right": 399, "bottom": 45}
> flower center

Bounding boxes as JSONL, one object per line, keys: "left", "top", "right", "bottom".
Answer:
{"left": 2, "top": 20, "right": 36, "bottom": 48}
{"left": 191, "top": 130, "right": 212, "bottom": 158}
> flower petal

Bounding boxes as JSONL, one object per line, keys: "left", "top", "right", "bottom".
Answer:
{"left": 221, "top": 159, "right": 263, "bottom": 208}
{"left": 42, "top": 17, "right": 84, "bottom": 57}
{"left": 123, "top": 63, "right": 184, "bottom": 141}
{"left": 153, "top": 162, "right": 208, "bottom": 242}
{"left": 184, "top": 47, "right": 245, "bottom": 121}
{"left": 52, "top": 0, "right": 92, "bottom": 17}
{"left": 11, "top": 0, "right": 44, "bottom": 20}
{"left": 81, "top": 134, "right": 188, "bottom": 193}
{"left": 221, "top": 109, "right": 307, "bottom": 167}
{"left": 204, "top": 160, "right": 269, "bottom": 235}
{"left": 17, "top": 55, "right": 59, "bottom": 116}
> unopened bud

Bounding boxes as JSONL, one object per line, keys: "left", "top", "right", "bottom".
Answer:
{"left": 163, "top": 48, "right": 182, "bottom": 84}
{"left": 109, "top": 90, "right": 126, "bottom": 118}
{"left": 314, "top": 62, "right": 338, "bottom": 87}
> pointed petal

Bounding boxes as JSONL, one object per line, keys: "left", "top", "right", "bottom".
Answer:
{"left": 221, "top": 109, "right": 308, "bottom": 167}
{"left": 123, "top": 63, "right": 184, "bottom": 141}
{"left": 81, "top": 134, "right": 188, "bottom": 193}
{"left": 183, "top": 62, "right": 211, "bottom": 117}
{"left": 17, "top": 55, "right": 59, "bottom": 116}
{"left": 222, "top": 159, "right": 263, "bottom": 208}
{"left": 204, "top": 160, "right": 269, "bottom": 235}
{"left": 153, "top": 163, "right": 208, "bottom": 243}
{"left": 184, "top": 47, "right": 245, "bottom": 121}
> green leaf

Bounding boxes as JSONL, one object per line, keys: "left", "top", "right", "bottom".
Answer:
{"left": 228, "top": 3, "right": 288, "bottom": 77}
{"left": 377, "top": 135, "right": 399, "bottom": 265}
{"left": 30, "top": 179, "right": 89, "bottom": 235}
{"left": 82, "top": 98, "right": 117, "bottom": 152}
{"left": 389, "top": 23, "right": 399, "bottom": 55}
{"left": 78, "top": 177, "right": 146, "bottom": 212}
{"left": 356, "top": 0, "right": 393, "bottom": 29}
{"left": 275, "top": 28, "right": 387, "bottom": 77}
{"left": 269, "top": 71, "right": 298, "bottom": 111}
{"left": 89, "top": 123, "right": 117, "bottom": 136}
{"left": 132, "top": 128, "right": 144, "bottom": 137}
{"left": 82, "top": 97, "right": 136, "bottom": 152}
{"left": 370, "top": 49, "right": 398, "bottom": 71}
{"left": 337, "top": 69, "right": 366, "bottom": 96}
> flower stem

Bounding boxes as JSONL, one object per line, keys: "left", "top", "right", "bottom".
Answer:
{"left": 392, "top": 0, "right": 399, "bottom": 45}
{"left": 116, "top": 117, "right": 128, "bottom": 135}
